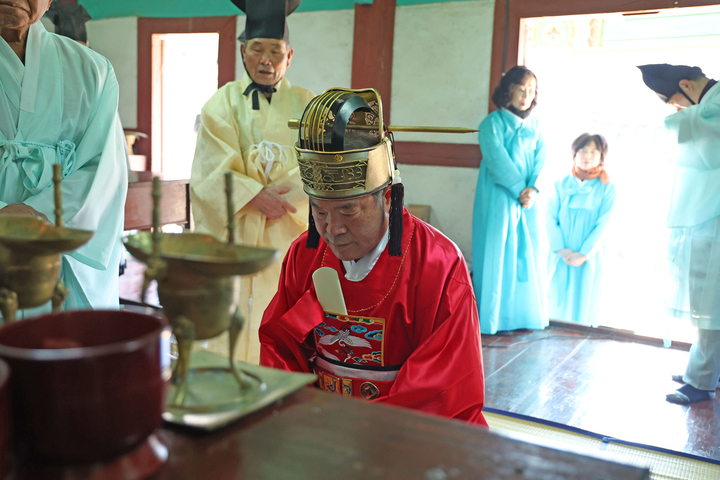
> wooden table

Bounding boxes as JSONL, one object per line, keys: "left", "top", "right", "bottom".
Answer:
{"left": 152, "top": 388, "right": 650, "bottom": 480}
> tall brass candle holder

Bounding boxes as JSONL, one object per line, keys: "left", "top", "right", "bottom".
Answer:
{"left": 125, "top": 172, "right": 278, "bottom": 412}
{"left": 0, "top": 164, "right": 93, "bottom": 323}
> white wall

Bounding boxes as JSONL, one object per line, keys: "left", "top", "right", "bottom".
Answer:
{"left": 40, "top": 16, "right": 55, "bottom": 32}
{"left": 236, "top": 10, "right": 355, "bottom": 95}
{"left": 80, "top": 5, "right": 494, "bottom": 265}
{"left": 286, "top": 10, "right": 355, "bottom": 94}
{"left": 86, "top": 17, "right": 139, "bottom": 129}
{"left": 402, "top": 164, "right": 479, "bottom": 267}
{"left": 391, "top": 1, "right": 495, "bottom": 266}
{"left": 84, "top": 9, "right": 353, "bottom": 131}
{"left": 391, "top": 0, "right": 495, "bottom": 144}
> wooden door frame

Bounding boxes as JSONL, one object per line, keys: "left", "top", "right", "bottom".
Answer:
{"left": 135, "top": 17, "right": 237, "bottom": 171}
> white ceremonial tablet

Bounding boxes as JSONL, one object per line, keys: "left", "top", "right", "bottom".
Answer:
{"left": 312, "top": 267, "right": 348, "bottom": 315}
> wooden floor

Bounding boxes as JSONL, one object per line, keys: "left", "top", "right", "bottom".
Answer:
{"left": 482, "top": 326, "right": 720, "bottom": 461}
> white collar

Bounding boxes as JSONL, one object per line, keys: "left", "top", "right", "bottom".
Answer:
{"left": 341, "top": 228, "right": 389, "bottom": 282}
{"left": 20, "top": 22, "right": 43, "bottom": 113}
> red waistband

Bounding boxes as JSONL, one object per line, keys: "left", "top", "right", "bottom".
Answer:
{"left": 314, "top": 363, "right": 394, "bottom": 400}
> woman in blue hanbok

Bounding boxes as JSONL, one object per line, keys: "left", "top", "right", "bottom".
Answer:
{"left": 472, "top": 66, "right": 548, "bottom": 335}
{"left": 546, "top": 134, "right": 616, "bottom": 327}
{"left": 0, "top": 0, "right": 128, "bottom": 318}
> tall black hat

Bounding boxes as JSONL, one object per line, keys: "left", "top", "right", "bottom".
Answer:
{"left": 637, "top": 64, "right": 704, "bottom": 103}
{"left": 230, "top": 0, "right": 301, "bottom": 43}
{"left": 45, "top": 2, "right": 92, "bottom": 43}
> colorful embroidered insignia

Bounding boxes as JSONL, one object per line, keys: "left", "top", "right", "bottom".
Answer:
{"left": 323, "top": 373, "right": 340, "bottom": 394}
{"left": 360, "top": 381, "right": 380, "bottom": 400}
{"left": 342, "top": 378, "right": 352, "bottom": 397}
{"left": 314, "top": 313, "right": 386, "bottom": 367}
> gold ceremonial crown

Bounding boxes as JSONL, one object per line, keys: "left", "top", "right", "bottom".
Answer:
{"left": 293, "top": 88, "right": 391, "bottom": 199}
{"left": 290, "top": 88, "right": 479, "bottom": 200}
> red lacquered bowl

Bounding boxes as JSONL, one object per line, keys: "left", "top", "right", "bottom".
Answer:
{"left": 0, "top": 358, "right": 9, "bottom": 477}
{"left": 0, "top": 310, "right": 170, "bottom": 464}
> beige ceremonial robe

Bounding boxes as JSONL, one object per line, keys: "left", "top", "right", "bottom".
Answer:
{"left": 190, "top": 73, "right": 314, "bottom": 364}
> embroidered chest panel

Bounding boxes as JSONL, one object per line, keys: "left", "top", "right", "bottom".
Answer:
{"left": 314, "top": 313, "right": 386, "bottom": 367}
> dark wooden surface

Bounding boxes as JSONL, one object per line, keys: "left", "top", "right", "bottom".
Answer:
{"left": 483, "top": 327, "right": 720, "bottom": 460}
{"left": 124, "top": 180, "right": 190, "bottom": 231}
{"left": 395, "top": 141, "right": 482, "bottom": 168}
{"left": 151, "top": 387, "right": 649, "bottom": 480}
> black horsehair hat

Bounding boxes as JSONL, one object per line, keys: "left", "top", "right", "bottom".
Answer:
{"left": 637, "top": 64, "right": 704, "bottom": 103}
{"left": 230, "top": 0, "right": 301, "bottom": 43}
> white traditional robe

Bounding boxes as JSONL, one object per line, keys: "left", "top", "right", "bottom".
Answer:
{"left": 190, "top": 73, "right": 314, "bottom": 364}
{"left": 0, "top": 22, "right": 128, "bottom": 317}
{"left": 663, "top": 82, "right": 720, "bottom": 329}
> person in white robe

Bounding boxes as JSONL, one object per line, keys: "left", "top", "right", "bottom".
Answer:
{"left": 639, "top": 64, "right": 720, "bottom": 404}
{"left": 190, "top": 0, "right": 313, "bottom": 364}
{"left": 0, "top": 0, "right": 128, "bottom": 318}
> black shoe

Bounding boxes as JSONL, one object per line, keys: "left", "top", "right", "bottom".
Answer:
{"left": 672, "top": 374, "right": 720, "bottom": 390}
{"left": 666, "top": 384, "right": 716, "bottom": 405}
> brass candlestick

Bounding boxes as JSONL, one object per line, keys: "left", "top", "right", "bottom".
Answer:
{"left": 0, "top": 164, "right": 93, "bottom": 323}
{"left": 124, "top": 173, "right": 278, "bottom": 407}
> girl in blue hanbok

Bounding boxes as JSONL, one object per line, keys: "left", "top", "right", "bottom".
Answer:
{"left": 473, "top": 66, "right": 548, "bottom": 335}
{"left": 546, "top": 134, "right": 616, "bottom": 327}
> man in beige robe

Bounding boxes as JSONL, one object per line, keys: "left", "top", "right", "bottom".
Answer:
{"left": 190, "top": 0, "right": 313, "bottom": 364}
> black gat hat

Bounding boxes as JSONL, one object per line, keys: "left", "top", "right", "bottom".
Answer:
{"left": 230, "top": 0, "right": 301, "bottom": 43}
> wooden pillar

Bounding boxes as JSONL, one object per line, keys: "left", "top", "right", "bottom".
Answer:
{"left": 351, "top": 0, "right": 397, "bottom": 124}
{"left": 489, "top": 0, "right": 520, "bottom": 113}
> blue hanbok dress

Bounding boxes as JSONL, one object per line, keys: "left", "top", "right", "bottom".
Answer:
{"left": 472, "top": 109, "right": 548, "bottom": 335}
{"left": 546, "top": 175, "right": 616, "bottom": 326}
{"left": 0, "top": 22, "right": 128, "bottom": 318}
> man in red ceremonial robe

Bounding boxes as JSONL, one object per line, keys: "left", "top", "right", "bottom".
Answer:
{"left": 259, "top": 88, "right": 487, "bottom": 425}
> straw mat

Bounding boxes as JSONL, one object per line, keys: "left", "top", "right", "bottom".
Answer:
{"left": 485, "top": 408, "right": 720, "bottom": 480}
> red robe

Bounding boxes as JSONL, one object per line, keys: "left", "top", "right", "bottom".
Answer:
{"left": 259, "top": 209, "right": 487, "bottom": 425}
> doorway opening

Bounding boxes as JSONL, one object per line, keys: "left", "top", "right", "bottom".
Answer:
{"left": 520, "top": 5, "right": 720, "bottom": 343}
{"left": 151, "top": 32, "right": 219, "bottom": 180}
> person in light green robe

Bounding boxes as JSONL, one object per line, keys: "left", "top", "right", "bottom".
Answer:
{"left": 0, "top": 4, "right": 128, "bottom": 318}
{"left": 639, "top": 64, "right": 720, "bottom": 405}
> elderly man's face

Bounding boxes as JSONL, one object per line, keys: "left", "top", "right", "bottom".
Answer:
{"left": 310, "top": 190, "right": 391, "bottom": 261}
{"left": 0, "top": 0, "right": 52, "bottom": 31}
{"left": 665, "top": 79, "right": 700, "bottom": 112}
{"left": 666, "top": 91, "right": 693, "bottom": 111}
{"left": 241, "top": 38, "right": 293, "bottom": 86}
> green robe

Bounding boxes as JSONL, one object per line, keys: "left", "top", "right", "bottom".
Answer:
{"left": 0, "top": 22, "right": 128, "bottom": 317}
